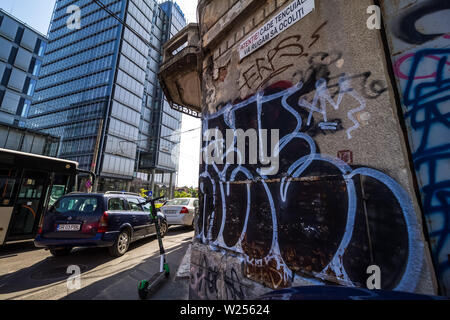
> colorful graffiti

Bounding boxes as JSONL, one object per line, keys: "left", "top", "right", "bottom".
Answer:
{"left": 386, "top": 0, "right": 450, "bottom": 295}
{"left": 394, "top": 47, "right": 450, "bottom": 294}
{"left": 196, "top": 79, "right": 426, "bottom": 292}
{"left": 391, "top": 0, "right": 450, "bottom": 45}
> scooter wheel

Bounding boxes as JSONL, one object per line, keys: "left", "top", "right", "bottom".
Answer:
{"left": 138, "top": 280, "right": 149, "bottom": 300}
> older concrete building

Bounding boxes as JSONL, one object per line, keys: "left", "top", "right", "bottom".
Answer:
{"left": 160, "top": 0, "right": 448, "bottom": 298}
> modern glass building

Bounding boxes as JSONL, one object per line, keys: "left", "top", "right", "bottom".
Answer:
{"left": 0, "top": 10, "right": 59, "bottom": 157}
{"left": 0, "top": 9, "right": 46, "bottom": 128}
{"left": 27, "top": 0, "right": 185, "bottom": 194}
{"left": 138, "top": 0, "right": 185, "bottom": 195}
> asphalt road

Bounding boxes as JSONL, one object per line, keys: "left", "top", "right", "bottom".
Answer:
{"left": 0, "top": 226, "right": 194, "bottom": 300}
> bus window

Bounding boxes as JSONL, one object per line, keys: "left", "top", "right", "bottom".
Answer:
{"left": 48, "top": 174, "right": 70, "bottom": 206}
{"left": 19, "top": 179, "right": 43, "bottom": 199}
{"left": 0, "top": 169, "right": 17, "bottom": 206}
{"left": 10, "top": 171, "right": 48, "bottom": 237}
{"left": 0, "top": 169, "right": 18, "bottom": 244}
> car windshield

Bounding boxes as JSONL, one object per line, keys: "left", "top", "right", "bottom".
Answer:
{"left": 54, "top": 196, "right": 99, "bottom": 214}
{"left": 165, "top": 199, "right": 190, "bottom": 206}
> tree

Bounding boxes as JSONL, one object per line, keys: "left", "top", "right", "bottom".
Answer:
{"left": 174, "top": 190, "right": 189, "bottom": 198}
{"left": 188, "top": 187, "right": 198, "bottom": 198}
{"left": 139, "top": 188, "right": 149, "bottom": 198}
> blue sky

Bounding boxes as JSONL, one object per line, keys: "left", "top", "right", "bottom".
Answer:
{"left": 1, "top": 0, "right": 56, "bottom": 34}
{"left": 0, "top": 0, "right": 198, "bottom": 34}
{"left": 1, "top": 0, "right": 201, "bottom": 187}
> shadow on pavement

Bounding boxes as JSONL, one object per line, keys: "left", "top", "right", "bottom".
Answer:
{"left": 62, "top": 239, "right": 190, "bottom": 300}
{"left": 0, "top": 241, "right": 42, "bottom": 257}
{"left": 0, "top": 227, "right": 193, "bottom": 300}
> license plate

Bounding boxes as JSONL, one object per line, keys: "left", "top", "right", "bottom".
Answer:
{"left": 165, "top": 210, "right": 177, "bottom": 215}
{"left": 57, "top": 224, "right": 81, "bottom": 231}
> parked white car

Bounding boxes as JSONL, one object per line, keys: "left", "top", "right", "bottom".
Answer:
{"left": 160, "top": 198, "right": 199, "bottom": 228}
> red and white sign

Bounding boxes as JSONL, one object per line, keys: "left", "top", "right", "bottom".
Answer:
{"left": 239, "top": 0, "right": 315, "bottom": 60}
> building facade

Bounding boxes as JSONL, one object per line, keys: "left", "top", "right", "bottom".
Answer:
{"left": 0, "top": 123, "right": 60, "bottom": 157}
{"left": 134, "top": 0, "right": 186, "bottom": 196}
{"left": 160, "top": 0, "right": 448, "bottom": 298}
{"left": 0, "top": 10, "right": 59, "bottom": 157}
{"left": 27, "top": 0, "right": 185, "bottom": 193}
{"left": 0, "top": 9, "right": 46, "bottom": 128}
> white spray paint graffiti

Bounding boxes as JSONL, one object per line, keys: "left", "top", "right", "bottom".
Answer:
{"left": 197, "top": 80, "right": 424, "bottom": 291}
{"left": 298, "top": 77, "right": 367, "bottom": 139}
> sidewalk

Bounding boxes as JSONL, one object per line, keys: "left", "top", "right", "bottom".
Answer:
{"left": 150, "top": 244, "right": 191, "bottom": 300}
{"left": 90, "top": 244, "right": 192, "bottom": 300}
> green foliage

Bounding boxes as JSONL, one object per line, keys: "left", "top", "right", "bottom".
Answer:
{"left": 174, "top": 187, "right": 198, "bottom": 198}
{"left": 139, "top": 188, "right": 149, "bottom": 198}
{"left": 174, "top": 190, "right": 189, "bottom": 198}
{"left": 188, "top": 187, "right": 198, "bottom": 198}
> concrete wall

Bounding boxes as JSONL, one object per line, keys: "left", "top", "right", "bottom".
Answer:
{"left": 381, "top": 0, "right": 450, "bottom": 296}
{"left": 191, "top": 0, "right": 439, "bottom": 299}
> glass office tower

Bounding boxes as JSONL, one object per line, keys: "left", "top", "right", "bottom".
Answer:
{"left": 28, "top": 0, "right": 185, "bottom": 193}
{"left": 0, "top": 9, "right": 46, "bottom": 128}
{"left": 138, "top": 0, "right": 185, "bottom": 195}
{"left": 0, "top": 9, "right": 60, "bottom": 156}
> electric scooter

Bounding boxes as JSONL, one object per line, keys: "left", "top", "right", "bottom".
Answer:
{"left": 138, "top": 194, "right": 170, "bottom": 300}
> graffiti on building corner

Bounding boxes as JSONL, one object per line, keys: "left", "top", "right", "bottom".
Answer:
{"left": 392, "top": 0, "right": 450, "bottom": 45}
{"left": 196, "top": 80, "right": 425, "bottom": 292}
{"left": 190, "top": 252, "right": 247, "bottom": 300}
{"left": 394, "top": 46, "right": 450, "bottom": 294}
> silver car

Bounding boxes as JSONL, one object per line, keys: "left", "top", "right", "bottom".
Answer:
{"left": 160, "top": 198, "right": 199, "bottom": 228}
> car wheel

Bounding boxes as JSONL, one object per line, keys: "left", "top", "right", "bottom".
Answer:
{"left": 159, "top": 220, "right": 168, "bottom": 238}
{"left": 109, "top": 230, "right": 130, "bottom": 257}
{"left": 50, "top": 247, "right": 72, "bottom": 257}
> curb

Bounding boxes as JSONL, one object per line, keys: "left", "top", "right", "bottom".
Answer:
{"left": 174, "top": 243, "right": 191, "bottom": 281}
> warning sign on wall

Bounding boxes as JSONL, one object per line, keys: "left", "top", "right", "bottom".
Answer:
{"left": 238, "top": 0, "right": 315, "bottom": 60}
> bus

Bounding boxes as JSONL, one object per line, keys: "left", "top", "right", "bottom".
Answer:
{"left": 0, "top": 148, "right": 95, "bottom": 246}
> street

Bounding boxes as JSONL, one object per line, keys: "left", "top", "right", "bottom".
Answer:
{"left": 0, "top": 226, "right": 194, "bottom": 300}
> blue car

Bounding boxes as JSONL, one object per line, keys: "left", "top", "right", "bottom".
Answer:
{"left": 34, "top": 192, "right": 168, "bottom": 257}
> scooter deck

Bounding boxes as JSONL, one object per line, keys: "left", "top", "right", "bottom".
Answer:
{"left": 145, "top": 271, "right": 166, "bottom": 292}
{"left": 137, "top": 195, "right": 169, "bottom": 300}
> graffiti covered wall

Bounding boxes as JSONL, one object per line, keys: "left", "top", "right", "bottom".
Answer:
{"left": 192, "top": 0, "right": 438, "bottom": 299}
{"left": 381, "top": 0, "right": 450, "bottom": 295}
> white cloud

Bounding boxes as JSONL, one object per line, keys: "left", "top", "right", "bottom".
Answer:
{"left": 174, "top": 0, "right": 199, "bottom": 23}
